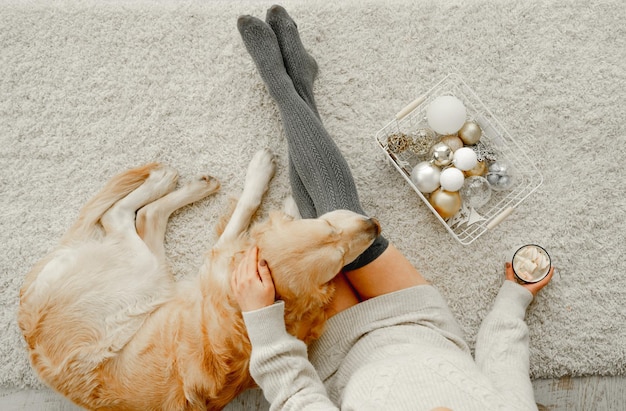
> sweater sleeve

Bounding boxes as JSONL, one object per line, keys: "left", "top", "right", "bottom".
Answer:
{"left": 474, "top": 280, "right": 538, "bottom": 410}
{"left": 242, "top": 301, "right": 339, "bottom": 411}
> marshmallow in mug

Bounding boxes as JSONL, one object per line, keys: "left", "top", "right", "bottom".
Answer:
{"left": 512, "top": 244, "right": 551, "bottom": 283}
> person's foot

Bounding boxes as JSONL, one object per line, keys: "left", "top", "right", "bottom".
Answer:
{"left": 265, "top": 5, "right": 319, "bottom": 115}
{"left": 237, "top": 14, "right": 291, "bottom": 98}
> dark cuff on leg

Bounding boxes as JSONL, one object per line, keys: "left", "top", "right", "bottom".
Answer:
{"left": 343, "top": 235, "right": 389, "bottom": 272}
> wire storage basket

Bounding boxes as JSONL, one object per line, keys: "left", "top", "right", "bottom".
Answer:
{"left": 375, "top": 73, "right": 543, "bottom": 245}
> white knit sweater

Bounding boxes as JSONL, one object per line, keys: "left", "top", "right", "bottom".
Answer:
{"left": 242, "top": 281, "right": 538, "bottom": 411}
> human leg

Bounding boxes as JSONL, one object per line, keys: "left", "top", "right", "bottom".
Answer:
{"left": 344, "top": 244, "right": 429, "bottom": 300}
{"left": 324, "top": 272, "right": 361, "bottom": 317}
{"left": 265, "top": 5, "right": 320, "bottom": 118}
{"left": 266, "top": 5, "right": 320, "bottom": 220}
{"left": 237, "top": 15, "right": 388, "bottom": 271}
{"left": 238, "top": 10, "right": 427, "bottom": 304}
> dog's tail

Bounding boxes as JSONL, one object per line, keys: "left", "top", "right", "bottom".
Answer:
{"left": 61, "top": 163, "right": 160, "bottom": 244}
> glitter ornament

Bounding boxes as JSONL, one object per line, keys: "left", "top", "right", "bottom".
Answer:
{"left": 426, "top": 96, "right": 467, "bottom": 135}
{"left": 430, "top": 142, "right": 454, "bottom": 167}
{"left": 386, "top": 133, "right": 412, "bottom": 153}
{"left": 458, "top": 121, "right": 482, "bottom": 145}
{"left": 410, "top": 161, "right": 441, "bottom": 194}
{"left": 414, "top": 128, "right": 437, "bottom": 141}
{"left": 439, "top": 135, "right": 464, "bottom": 152}
{"left": 429, "top": 188, "right": 462, "bottom": 219}
{"left": 409, "top": 129, "right": 437, "bottom": 157}
{"left": 460, "top": 176, "right": 492, "bottom": 208}
{"left": 452, "top": 147, "right": 478, "bottom": 171}
{"left": 439, "top": 167, "right": 465, "bottom": 192}
{"left": 472, "top": 141, "right": 497, "bottom": 162}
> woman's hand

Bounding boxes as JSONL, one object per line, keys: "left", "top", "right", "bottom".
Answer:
{"left": 231, "top": 246, "right": 275, "bottom": 312}
{"left": 505, "top": 261, "right": 554, "bottom": 297}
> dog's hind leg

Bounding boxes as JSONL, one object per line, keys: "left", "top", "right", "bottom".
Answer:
{"left": 216, "top": 149, "right": 275, "bottom": 247}
{"left": 61, "top": 163, "right": 160, "bottom": 245}
{"left": 100, "top": 165, "right": 179, "bottom": 237}
{"left": 136, "top": 174, "right": 220, "bottom": 262}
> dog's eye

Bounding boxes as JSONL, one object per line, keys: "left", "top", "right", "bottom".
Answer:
{"left": 323, "top": 220, "right": 341, "bottom": 236}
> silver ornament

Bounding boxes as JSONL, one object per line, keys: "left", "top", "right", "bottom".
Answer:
{"left": 410, "top": 161, "right": 441, "bottom": 194}
{"left": 495, "top": 174, "right": 513, "bottom": 190}
{"left": 486, "top": 173, "right": 500, "bottom": 185}
{"left": 430, "top": 142, "right": 454, "bottom": 167}
{"left": 488, "top": 162, "right": 508, "bottom": 175}
{"left": 486, "top": 161, "right": 514, "bottom": 191}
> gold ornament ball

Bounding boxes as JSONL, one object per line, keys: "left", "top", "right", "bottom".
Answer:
{"left": 429, "top": 188, "right": 462, "bottom": 219}
{"left": 464, "top": 160, "right": 487, "bottom": 177}
{"left": 439, "top": 135, "right": 464, "bottom": 152}
{"left": 458, "top": 121, "right": 482, "bottom": 145}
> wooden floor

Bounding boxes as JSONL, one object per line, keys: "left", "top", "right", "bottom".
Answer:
{"left": 1, "top": 375, "right": 624, "bottom": 410}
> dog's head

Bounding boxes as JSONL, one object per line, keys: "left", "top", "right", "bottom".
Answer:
{"left": 249, "top": 209, "right": 380, "bottom": 342}
{"left": 250, "top": 209, "right": 380, "bottom": 297}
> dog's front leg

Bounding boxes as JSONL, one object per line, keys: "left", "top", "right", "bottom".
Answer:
{"left": 216, "top": 149, "right": 275, "bottom": 247}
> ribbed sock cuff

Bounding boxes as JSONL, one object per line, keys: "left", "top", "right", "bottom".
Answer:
{"left": 343, "top": 235, "right": 389, "bottom": 271}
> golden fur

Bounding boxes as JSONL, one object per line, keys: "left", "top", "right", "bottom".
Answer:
{"left": 18, "top": 149, "right": 379, "bottom": 410}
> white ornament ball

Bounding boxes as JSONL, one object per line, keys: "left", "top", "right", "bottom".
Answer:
{"left": 426, "top": 95, "right": 467, "bottom": 135}
{"left": 410, "top": 161, "right": 441, "bottom": 194}
{"left": 439, "top": 167, "right": 465, "bottom": 192}
{"left": 453, "top": 147, "right": 478, "bottom": 171}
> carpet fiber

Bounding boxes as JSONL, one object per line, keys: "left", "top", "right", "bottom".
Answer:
{"left": 1, "top": 0, "right": 625, "bottom": 391}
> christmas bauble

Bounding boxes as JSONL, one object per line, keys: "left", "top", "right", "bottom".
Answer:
{"left": 452, "top": 147, "right": 478, "bottom": 171}
{"left": 426, "top": 96, "right": 467, "bottom": 135}
{"left": 439, "top": 167, "right": 465, "bottom": 192}
{"left": 460, "top": 176, "right": 492, "bottom": 208}
{"left": 440, "top": 135, "right": 464, "bottom": 152}
{"left": 458, "top": 121, "right": 482, "bottom": 145}
{"left": 488, "top": 174, "right": 513, "bottom": 191}
{"left": 430, "top": 142, "right": 454, "bottom": 167}
{"left": 409, "top": 128, "right": 438, "bottom": 157}
{"left": 488, "top": 162, "right": 508, "bottom": 174}
{"left": 486, "top": 161, "right": 514, "bottom": 191}
{"left": 464, "top": 160, "right": 487, "bottom": 177}
{"left": 429, "top": 188, "right": 462, "bottom": 219}
{"left": 410, "top": 161, "right": 441, "bottom": 194}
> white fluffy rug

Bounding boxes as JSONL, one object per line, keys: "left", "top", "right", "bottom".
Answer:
{"left": 1, "top": 0, "right": 625, "bottom": 394}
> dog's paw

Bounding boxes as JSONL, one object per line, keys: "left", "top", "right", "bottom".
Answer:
{"left": 147, "top": 165, "right": 179, "bottom": 195}
{"left": 246, "top": 149, "right": 276, "bottom": 187}
{"left": 190, "top": 174, "right": 221, "bottom": 196}
{"left": 283, "top": 196, "right": 302, "bottom": 219}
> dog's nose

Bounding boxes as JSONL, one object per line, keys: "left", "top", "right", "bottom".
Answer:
{"left": 368, "top": 217, "right": 381, "bottom": 237}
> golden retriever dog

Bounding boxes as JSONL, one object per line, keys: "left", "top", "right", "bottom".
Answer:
{"left": 18, "top": 149, "right": 380, "bottom": 410}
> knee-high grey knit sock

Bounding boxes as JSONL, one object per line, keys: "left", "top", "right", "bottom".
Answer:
{"left": 289, "top": 161, "right": 317, "bottom": 219}
{"left": 237, "top": 14, "right": 388, "bottom": 270}
{"left": 267, "top": 5, "right": 319, "bottom": 220}
{"left": 266, "top": 5, "right": 320, "bottom": 118}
